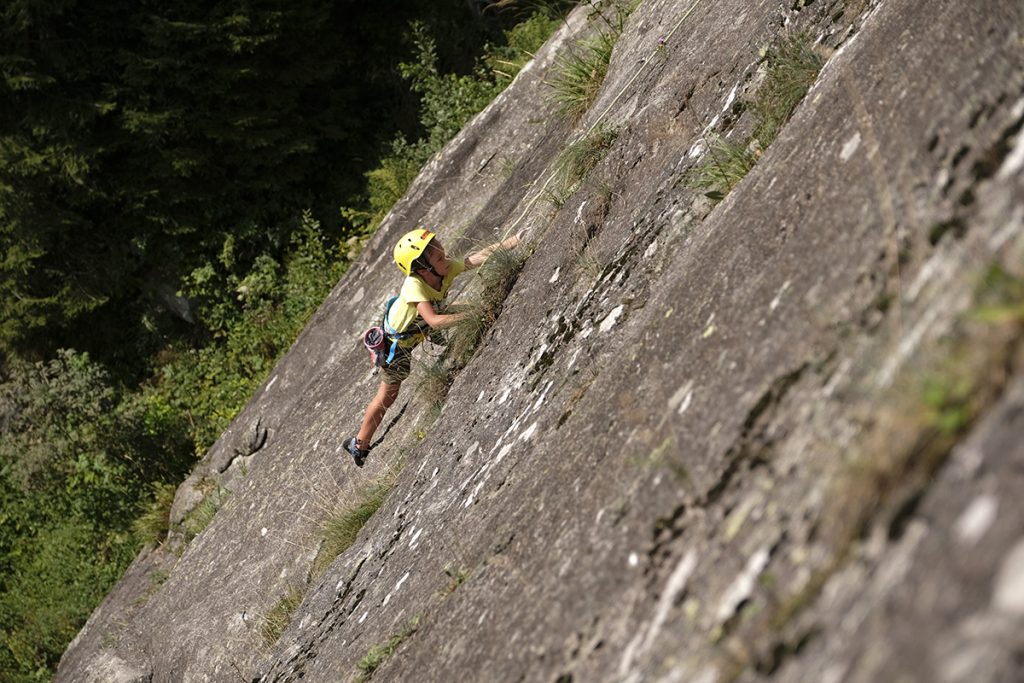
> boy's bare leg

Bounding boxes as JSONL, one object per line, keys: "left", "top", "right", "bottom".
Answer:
{"left": 356, "top": 382, "right": 402, "bottom": 447}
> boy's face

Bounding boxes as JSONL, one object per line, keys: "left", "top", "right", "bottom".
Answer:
{"left": 424, "top": 241, "right": 450, "bottom": 276}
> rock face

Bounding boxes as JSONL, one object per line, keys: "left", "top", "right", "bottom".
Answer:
{"left": 58, "top": 0, "right": 1024, "bottom": 681}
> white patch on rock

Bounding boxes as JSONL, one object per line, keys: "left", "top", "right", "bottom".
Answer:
{"left": 955, "top": 494, "right": 999, "bottom": 545}
{"left": 352, "top": 286, "right": 365, "bottom": 304}
{"left": 431, "top": 467, "right": 439, "bottom": 479}
{"left": 722, "top": 83, "right": 739, "bottom": 112}
{"left": 997, "top": 98, "right": 1024, "bottom": 179}
{"left": 620, "top": 551, "right": 698, "bottom": 675}
{"left": 266, "top": 375, "right": 278, "bottom": 390}
{"left": 839, "top": 132, "right": 862, "bottom": 162}
{"left": 358, "top": 610, "right": 368, "bottom": 624}
{"left": 408, "top": 528, "right": 423, "bottom": 549}
{"left": 599, "top": 305, "right": 625, "bottom": 333}
{"left": 477, "top": 390, "right": 485, "bottom": 402}
{"left": 716, "top": 547, "right": 771, "bottom": 623}
{"left": 550, "top": 267, "right": 561, "bottom": 284}
{"left": 669, "top": 380, "right": 695, "bottom": 416}
{"left": 769, "top": 280, "right": 791, "bottom": 311}
{"left": 396, "top": 571, "right": 410, "bottom": 590}
{"left": 628, "top": 552, "right": 639, "bottom": 567}
{"left": 520, "top": 422, "right": 538, "bottom": 441}
{"left": 260, "top": 527, "right": 268, "bottom": 537}
{"left": 498, "top": 387, "right": 512, "bottom": 404}
{"left": 644, "top": 240, "right": 658, "bottom": 259}
{"left": 574, "top": 201, "right": 588, "bottom": 225}
{"left": 382, "top": 593, "right": 392, "bottom": 607}
{"left": 989, "top": 205, "right": 1024, "bottom": 251}
{"left": 993, "top": 537, "right": 1024, "bottom": 614}
{"left": 495, "top": 443, "right": 514, "bottom": 465}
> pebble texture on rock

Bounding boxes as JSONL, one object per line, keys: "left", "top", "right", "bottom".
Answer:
{"left": 58, "top": 0, "right": 1024, "bottom": 681}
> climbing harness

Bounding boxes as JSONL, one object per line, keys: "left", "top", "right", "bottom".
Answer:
{"left": 363, "top": 295, "right": 421, "bottom": 373}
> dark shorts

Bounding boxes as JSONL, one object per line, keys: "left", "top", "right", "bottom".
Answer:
{"left": 380, "top": 344, "right": 414, "bottom": 385}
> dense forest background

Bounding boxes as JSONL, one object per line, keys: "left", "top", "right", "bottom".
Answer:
{"left": 0, "top": 0, "right": 572, "bottom": 678}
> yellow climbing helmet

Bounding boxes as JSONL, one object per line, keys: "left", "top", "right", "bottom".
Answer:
{"left": 393, "top": 228, "right": 435, "bottom": 276}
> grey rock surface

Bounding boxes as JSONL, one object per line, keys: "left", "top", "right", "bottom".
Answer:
{"left": 58, "top": 0, "right": 1024, "bottom": 681}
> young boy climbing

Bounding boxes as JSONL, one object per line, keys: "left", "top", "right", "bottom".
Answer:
{"left": 343, "top": 228, "right": 523, "bottom": 466}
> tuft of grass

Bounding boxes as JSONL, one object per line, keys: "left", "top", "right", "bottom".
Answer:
{"left": 687, "top": 136, "right": 757, "bottom": 200}
{"left": 181, "top": 485, "right": 231, "bottom": 542}
{"left": 311, "top": 477, "right": 393, "bottom": 579}
{"left": 751, "top": 33, "right": 825, "bottom": 149}
{"left": 446, "top": 247, "right": 528, "bottom": 367}
{"left": 440, "top": 564, "right": 471, "bottom": 596}
{"left": 132, "top": 481, "right": 178, "bottom": 546}
{"left": 550, "top": 124, "right": 619, "bottom": 204}
{"left": 260, "top": 586, "right": 304, "bottom": 647}
{"left": 547, "top": 0, "right": 635, "bottom": 121}
{"left": 548, "top": 29, "right": 618, "bottom": 121}
{"left": 415, "top": 358, "right": 455, "bottom": 420}
{"left": 356, "top": 615, "right": 422, "bottom": 682}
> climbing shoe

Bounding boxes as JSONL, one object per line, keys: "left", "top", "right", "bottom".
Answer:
{"left": 343, "top": 437, "right": 370, "bottom": 467}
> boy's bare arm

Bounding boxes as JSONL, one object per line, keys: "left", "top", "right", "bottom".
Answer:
{"left": 465, "top": 231, "right": 524, "bottom": 270}
{"left": 416, "top": 300, "right": 465, "bottom": 329}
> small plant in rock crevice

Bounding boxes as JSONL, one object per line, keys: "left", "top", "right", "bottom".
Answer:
{"left": 181, "top": 484, "right": 232, "bottom": 542}
{"left": 312, "top": 476, "right": 394, "bottom": 579}
{"left": 549, "top": 123, "right": 620, "bottom": 206}
{"left": 687, "top": 32, "right": 824, "bottom": 201}
{"left": 355, "top": 615, "right": 423, "bottom": 682}
{"left": 687, "top": 135, "right": 757, "bottom": 201}
{"left": 547, "top": 1, "right": 636, "bottom": 121}
{"left": 751, "top": 33, "right": 826, "bottom": 149}
{"left": 260, "top": 586, "right": 304, "bottom": 648}
{"left": 132, "top": 481, "right": 178, "bottom": 546}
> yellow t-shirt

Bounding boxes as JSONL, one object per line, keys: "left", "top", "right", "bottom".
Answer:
{"left": 386, "top": 259, "right": 466, "bottom": 347}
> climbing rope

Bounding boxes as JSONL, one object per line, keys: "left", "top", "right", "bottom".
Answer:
{"left": 500, "top": 0, "right": 708, "bottom": 241}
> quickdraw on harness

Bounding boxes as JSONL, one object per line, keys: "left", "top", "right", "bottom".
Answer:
{"left": 362, "top": 295, "right": 420, "bottom": 372}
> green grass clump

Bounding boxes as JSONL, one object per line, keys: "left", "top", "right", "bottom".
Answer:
{"left": 181, "top": 485, "right": 231, "bottom": 541}
{"left": 752, "top": 34, "right": 825, "bottom": 148}
{"left": 687, "top": 136, "right": 757, "bottom": 200}
{"left": 132, "top": 482, "right": 178, "bottom": 546}
{"left": 685, "top": 33, "right": 823, "bottom": 202}
{"left": 446, "top": 247, "right": 529, "bottom": 367}
{"left": 548, "top": 29, "right": 618, "bottom": 121}
{"left": 356, "top": 615, "right": 422, "bottom": 682}
{"left": 260, "top": 586, "right": 305, "bottom": 647}
{"left": 550, "top": 123, "right": 619, "bottom": 205}
{"left": 547, "top": 0, "right": 636, "bottom": 121}
{"left": 312, "top": 478, "right": 393, "bottom": 578}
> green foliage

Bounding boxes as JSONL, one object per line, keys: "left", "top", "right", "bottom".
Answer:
{"left": 550, "top": 124, "right": 619, "bottom": 204}
{"left": 182, "top": 484, "right": 231, "bottom": 542}
{"left": 260, "top": 586, "right": 305, "bottom": 647}
{"left": 751, "top": 34, "right": 826, "bottom": 148}
{"left": 446, "top": 247, "right": 528, "bottom": 368}
{"left": 356, "top": 615, "right": 422, "bottom": 682}
{"left": 548, "top": 29, "right": 618, "bottom": 121}
{"left": 132, "top": 482, "right": 178, "bottom": 547}
{"left": 312, "top": 478, "right": 393, "bottom": 579}
{"left": 147, "top": 211, "right": 347, "bottom": 453}
{"left": 547, "top": 0, "right": 635, "bottom": 121}
{"left": 0, "top": 517, "right": 137, "bottom": 680}
{"left": 687, "top": 136, "right": 757, "bottom": 200}
{"left": 340, "top": 6, "right": 569, "bottom": 235}
{"left": 685, "top": 33, "right": 823, "bottom": 202}
{"left": 970, "top": 265, "right": 1024, "bottom": 324}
